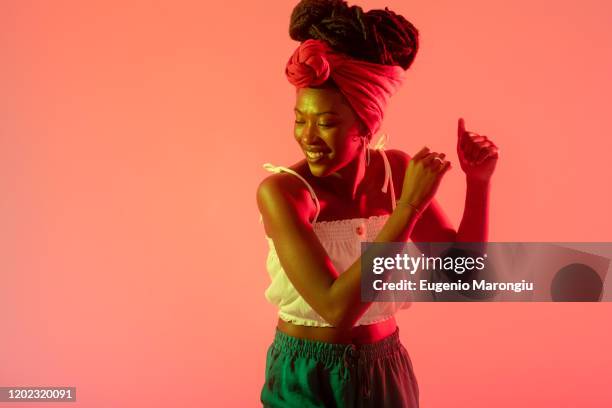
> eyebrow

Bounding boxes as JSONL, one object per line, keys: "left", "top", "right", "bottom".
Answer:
{"left": 294, "top": 108, "right": 340, "bottom": 116}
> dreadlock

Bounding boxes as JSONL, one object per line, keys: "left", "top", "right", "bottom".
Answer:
{"left": 289, "top": 0, "right": 419, "bottom": 70}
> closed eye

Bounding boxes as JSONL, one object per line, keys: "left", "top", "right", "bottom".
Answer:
{"left": 294, "top": 121, "right": 336, "bottom": 128}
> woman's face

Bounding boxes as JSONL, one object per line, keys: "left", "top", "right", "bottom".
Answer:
{"left": 294, "top": 86, "right": 365, "bottom": 177}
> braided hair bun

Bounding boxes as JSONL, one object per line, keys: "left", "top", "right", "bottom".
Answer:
{"left": 289, "top": 0, "right": 419, "bottom": 70}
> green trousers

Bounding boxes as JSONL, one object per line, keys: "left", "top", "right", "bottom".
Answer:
{"left": 260, "top": 327, "right": 419, "bottom": 407}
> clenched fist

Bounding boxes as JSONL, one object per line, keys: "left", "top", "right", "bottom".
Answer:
{"left": 399, "top": 147, "right": 451, "bottom": 213}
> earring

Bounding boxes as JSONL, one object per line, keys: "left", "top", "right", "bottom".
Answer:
{"left": 362, "top": 136, "right": 371, "bottom": 166}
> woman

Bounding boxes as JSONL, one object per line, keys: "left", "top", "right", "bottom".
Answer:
{"left": 257, "top": 1, "right": 499, "bottom": 406}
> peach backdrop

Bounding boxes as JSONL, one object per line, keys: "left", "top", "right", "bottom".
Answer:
{"left": 1, "top": 0, "right": 611, "bottom": 407}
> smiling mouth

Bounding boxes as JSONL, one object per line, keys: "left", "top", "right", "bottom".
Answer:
{"left": 306, "top": 150, "right": 326, "bottom": 160}
{"left": 304, "top": 148, "right": 332, "bottom": 163}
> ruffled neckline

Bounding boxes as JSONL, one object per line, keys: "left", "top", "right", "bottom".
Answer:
{"left": 264, "top": 213, "right": 391, "bottom": 241}
{"left": 312, "top": 213, "right": 390, "bottom": 227}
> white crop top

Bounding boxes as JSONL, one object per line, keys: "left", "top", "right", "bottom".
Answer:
{"left": 260, "top": 140, "right": 411, "bottom": 327}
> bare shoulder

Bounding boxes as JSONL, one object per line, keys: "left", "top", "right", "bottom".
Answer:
{"left": 382, "top": 149, "right": 413, "bottom": 196}
{"left": 384, "top": 148, "right": 412, "bottom": 165}
{"left": 256, "top": 164, "right": 315, "bottom": 236}
{"left": 256, "top": 162, "right": 311, "bottom": 203}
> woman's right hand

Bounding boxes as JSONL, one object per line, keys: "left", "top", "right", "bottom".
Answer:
{"left": 398, "top": 147, "right": 451, "bottom": 213}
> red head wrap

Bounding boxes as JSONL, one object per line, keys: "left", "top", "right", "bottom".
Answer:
{"left": 285, "top": 39, "right": 405, "bottom": 138}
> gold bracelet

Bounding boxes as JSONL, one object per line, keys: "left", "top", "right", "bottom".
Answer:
{"left": 397, "top": 200, "right": 424, "bottom": 217}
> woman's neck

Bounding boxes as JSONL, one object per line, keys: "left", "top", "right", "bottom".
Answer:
{"left": 317, "top": 150, "right": 370, "bottom": 201}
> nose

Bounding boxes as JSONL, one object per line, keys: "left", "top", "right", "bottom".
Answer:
{"left": 298, "top": 122, "right": 320, "bottom": 144}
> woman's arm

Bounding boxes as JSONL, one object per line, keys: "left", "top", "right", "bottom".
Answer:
{"left": 389, "top": 118, "right": 499, "bottom": 248}
{"left": 455, "top": 117, "right": 499, "bottom": 245}
{"left": 389, "top": 150, "right": 491, "bottom": 244}
{"left": 456, "top": 178, "right": 490, "bottom": 243}
{"left": 257, "top": 175, "right": 419, "bottom": 329}
{"left": 257, "top": 147, "right": 450, "bottom": 329}
{"left": 387, "top": 149, "right": 457, "bottom": 246}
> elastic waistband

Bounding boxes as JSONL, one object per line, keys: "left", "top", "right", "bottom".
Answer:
{"left": 272, "top": 327, "right": 402, "bottom": 365}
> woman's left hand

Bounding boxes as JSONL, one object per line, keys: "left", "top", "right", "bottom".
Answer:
{"left": 457, "top": 117, "right": 499, "bottom": 182}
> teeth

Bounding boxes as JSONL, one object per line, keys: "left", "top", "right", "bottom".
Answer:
{"left": 306, "top": 151, "right": 325, "bottom": 160}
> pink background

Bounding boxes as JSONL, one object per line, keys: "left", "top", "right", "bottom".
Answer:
{"left": 1, "top": 0, "right": 611, "bottom": 406}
